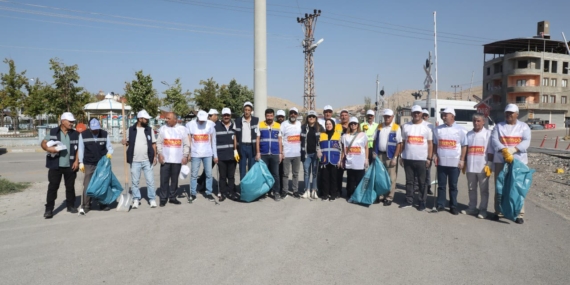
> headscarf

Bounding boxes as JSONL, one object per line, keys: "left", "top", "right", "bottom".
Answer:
{"left": 325, "top": 119, "right": 336, "bottom": 140}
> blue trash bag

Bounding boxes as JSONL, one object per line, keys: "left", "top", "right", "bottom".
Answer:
{"left": 86, "top": 156, "right": 123, "bottom": 205}
{"left": 349, "top": 158, "right": 381, "bottom": 206}
{"left": 373, "top": 158, "right": 392, "bottom": 197}
{"left": 495, "top": 159, "right": 535, "bottom": 221}
{"left": 240, "top": 160, "right": 275, "bottom": 202}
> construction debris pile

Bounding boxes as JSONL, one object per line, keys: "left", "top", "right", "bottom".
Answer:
{"left": 526, "top": 153, "right": 570, "bottom": 219}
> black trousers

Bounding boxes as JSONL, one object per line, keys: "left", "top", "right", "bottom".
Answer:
{"left": 159, "top": 163, "right": 182, "bottom": 201}
{"left": 404, "top": 159, "right": 427, "bottom": 204}
{"left": 279, "top": 160, "right": 284, "bottom": 192}
{"left": 320, "top": 164, "right": 338, "bottom": 198}
{"left": 261, "top": 154, "right": 281, "bottom": 195}
{"left": 346, "top": 169, "right": 365, "bottom": 199}
{"left": 336, "top": 168, "right": 345, "bottom": 197}
{"left": 218, "top": 159, "right": 237, "bottom": 197}
{"left": 46, "top": 167, "right": 77, "bottom": 209}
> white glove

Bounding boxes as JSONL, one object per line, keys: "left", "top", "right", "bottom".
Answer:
{"left": 79, "top": 163, "right": 85, "bottom": 173}
{"left": 507, "top": 147, "right": 517, "bottom": 154}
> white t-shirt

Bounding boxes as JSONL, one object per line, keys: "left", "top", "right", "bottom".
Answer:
{"left": 434, "top": 123, "right": 467, "bottom": 167}
{"left": 159, "top": 125, "right": 187, "bottom": 164}
{"left": 186, "top": 120, "right": 217, "bottom": 158}
{"left": 280, "top": 120, "right": 302, "bottom": 158}
{"left": 342, "top": 132, "right": 367, "bottom": 170}
{"left": 466, "top": 128, "right": 493, "bottom": 173}
{"left": 401, "top": 121, "right": 432, "bottom": 161}
{"left": 376, "top": 122, "right": 403, "bottom": 152}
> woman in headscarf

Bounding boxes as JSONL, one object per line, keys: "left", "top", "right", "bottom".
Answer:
{"left": 319, "top": 119, "right": 342, "bottom": 201}
{"left": 340, "top": 117, "right": 369, "bottom": 200}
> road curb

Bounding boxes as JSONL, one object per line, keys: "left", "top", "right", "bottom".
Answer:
{"left": 1, "top": 148, "right": 44, "bottom": 153}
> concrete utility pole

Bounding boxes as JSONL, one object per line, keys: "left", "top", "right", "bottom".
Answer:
{"left": 297, "top": 9, "right": 322, "bottom": 112}
{"left": 424, "top": 52, "right": 434, "bottom": 120}
{"left": 254, "top": 0, "right": 267, "bottom": 114}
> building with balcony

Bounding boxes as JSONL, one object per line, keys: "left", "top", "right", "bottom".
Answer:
{"left": 482, "top": 21, "right": 570, "bottom": 128}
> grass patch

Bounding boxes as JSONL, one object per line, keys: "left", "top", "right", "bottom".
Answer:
{"left": 0, "top": 178, "right": 30, "bottom": 195}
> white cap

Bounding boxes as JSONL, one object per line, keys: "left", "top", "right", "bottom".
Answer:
{"left": 60, "top": 112, "right": 76, "bottom": 122}
{"left": 276, "top": 110, "right": 286, "bottom": 117}
{"left": 340, "top": 109, "right": 349, "bottom": 114}
{"left": 179, "top": 165, "right": 190, "bottom": 180}
{"left": 382, "top": 109, "right": 394, "bottom": 116}
{"left": 307, "top": 110, "right": 317, "bottom": 117}
{"left": 349, "top": 117, "right": 359, "bottom": 124}
{"left": 411, "top": 105, "right": 422, "bottom": 113}
{"left": 441, "top": 107, "right": 456, "bottom": 116}
{"left": 505, "top": 104, "right": 519, "bottom": 113}
{"left": 243, "top": 101, "right": 253, "bottom": 108}
{"left": 366, "top": 110, "right": 375, "bottom": 116}
{"left": 289, "top": 107, "right": 299, "bottom": 113}
{"left": 137, "top": 110, "right": 151, "bottom": 119}
{"left": 323, "top": 105, "right": 333, "bottom": 112}
{"left": 221, "top": 108, "right": 231, "bottom": 115}
{"left": 197, "top": 110, "right": 208, "bottom": 121}
{"left": 208, "top": 109, "right": 218, "bottom": 115}
{"left": 422, "top": 109, "right": 429, "bottom": 115}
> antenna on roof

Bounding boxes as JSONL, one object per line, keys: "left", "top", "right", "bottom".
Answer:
{"left": 562, "top": 32, "right": 570, "bottom": 55}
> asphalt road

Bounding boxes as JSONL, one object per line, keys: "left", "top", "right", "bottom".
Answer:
{"left": 1, "top": 145, "right": 570, "bottom": 284}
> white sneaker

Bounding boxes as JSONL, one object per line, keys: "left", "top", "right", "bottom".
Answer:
{"left": 301, "top": 191, "right": 309, "bottom": 199}
{"left": 79, "top": 207, "right": 86, "bottom": 216}
{"left": 477, "top": 210, "right": 487, "bottom": 219}
{"left": 132, "top": 199, "right": 139, "bottom": 209}
{"left": 461, "top": 209, "right": 478, "bottom": 215}
{"left": 311, "top": 190, "right": 318, "bottom": 199}
{"left": 150, "top": 200, "right": 157, "bottom": 208}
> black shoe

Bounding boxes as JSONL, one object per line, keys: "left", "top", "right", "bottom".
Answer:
{"left": 436, "top": 205, "right": 445, "bottom": 212}
{"left": 515, "top": 217, "right": 524, "bottom": 224}
{"left": 329, "top": 197, "right": 335, "bottom": 202}
{"left": 427, "top": 188, "right": 434, "bottom": 195}
{"left": 281, "top": 194, "right": 288, "bottom": 200}
{"left": 492, "top": 214, "right": 501, "bottom": 221}
{"left": 188, "top": 195, "right": 196, "bottom": 203}
{"left": 219, "top": 195, "right": 226, "bottom": 202}
{"left": 44, "top": 206, "right": 53, "bottom": 219}
{"left": 450, "top": 208, "right": 459, "bottom": 215}
{"left": 169, "top": 199, "right": 181, "bottom": 205}
{"left": 383, "top": 200, "right": 392, "bottom": 206}
{"left": 67, "top": 206, "right": 78, "bottom": 214}
{"left": 83, "top": 206, "right": 90, "bottom": 213}
{"left": 159, "top": 201, "right": 167, "bottom": 207}
{"left": 321, "top": 197, "right": 328, "bottom": 201}
{"left": 418, "top": 202, "right": 426, "bottom": 211}
{"left": 274, "top": 194, "right": 281, "bottom": 202}
{"left": 206, "top": 195, "right": 215, "bottom": 202}
{"left": 399, "top": 203, "right": 413, "bottom": 209}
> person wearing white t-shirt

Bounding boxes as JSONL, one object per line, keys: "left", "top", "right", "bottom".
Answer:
{"left": 186, "top": 110, "right": 217, "bottom": 203}
{"left": 400, "top": 105, "right": 433, "bottom": 210}
{"left": 340, "top": 117, "right": 369, "bottom": 200}
{"left": 490, "top": 104, "right": 531, "bottom": 224}
{"left": 462, "top": 113, "right": 494, "bottom": 219}
{"left": 280, "top": 107, "right": 302, "bottom": 197}
{"left": 433, "top": 107, "right": 467, "bottom": 215}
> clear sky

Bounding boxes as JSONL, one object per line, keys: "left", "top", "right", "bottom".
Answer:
{"left": 1, "top": 0, "right": 568, "bottom": 108}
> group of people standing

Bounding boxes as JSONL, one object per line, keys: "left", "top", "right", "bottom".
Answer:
{"left": 40, "top": 101, "right": 530, "bottom": 225}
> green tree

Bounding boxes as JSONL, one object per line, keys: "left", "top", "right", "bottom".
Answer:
{"left": 124, "top": 70, "right": 159, "bottom": 117}
{"left": 48, "top": 58, "right": 83, "bottom": 115}
{"left": 24, "top": 79, "right": 52, "bottom": 127}
{"left": 0, "top": 59, "right": 28, "bottom": 132}
{"left": 162, "top": 78, "right": 192, "bottom": 117}
{"left": 363, "top": 96, "right": 372, "bottom": 111}
{"left": 192, "top": 78, "right": 223, "bottom": 111}
{"left": 0, "top": 90, "right": 7, "bottom": 126}
{"left": 218, "top": 79, "right": 254, "bottom": 116}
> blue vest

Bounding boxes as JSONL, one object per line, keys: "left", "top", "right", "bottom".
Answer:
{"left": 319, "top": 132, "right": 341, "bottom": 165}
{"left": 82, "top": 130, "right": 109, "bottom": 165}
{"left": 215, "top": 121, "right": 235, "bottom": 161}
{"left": 375, "top": 123, "right": 400, "bottom": 159}
{"left": 126, "top": 125, "right": 155, "bottom": 164}
{"left": 234, "top": 116, "right": 259, "bottom": 144}
{"left": 258, "top": 121, "right": 281, "bottom": 155}
{"left": 45, "top": 127, "right": 79, "bottom": 170}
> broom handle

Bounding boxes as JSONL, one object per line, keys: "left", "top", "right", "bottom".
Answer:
{"left": 121, "top": 102, "right": 129, "bottom": 186}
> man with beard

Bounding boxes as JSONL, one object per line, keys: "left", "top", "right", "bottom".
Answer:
{"left": 234, "top": 102, "right": 259, "bottom": 181}
{"left": 215, "top": 108, "right": 239, "bottom": 201}
{"left": 256, "top": 109, "right": 283, "bottom": 201}
{"left": 279, "top": 107, "right": 302, "bottom": 198}
{"left": 276, "top": 110, "right": 286, "bottom": 194}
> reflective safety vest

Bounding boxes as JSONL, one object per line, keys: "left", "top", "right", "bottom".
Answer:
{"left": 259, "top": 121, "right": 281, "bottom": 155}
{"left": 81, "top": 130, "right": 108, "bottom": 165}
{"left": 360, "top": 122, "right": 378, "bottom": 148}
{"left": 45, "top": 127, "right": 79, "bottom": 169}
{"left": 375, "top": 123, "right": 400, "bottom": 160}
{"left": 215, "top": 121, "right": 235, "bottom": 161}
{"left": 319, "top": 132, "right": 341, "bottom": 165}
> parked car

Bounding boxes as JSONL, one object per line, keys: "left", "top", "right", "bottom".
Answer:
{"left": 529, "top": 124, "right": 544, "bottom": 130}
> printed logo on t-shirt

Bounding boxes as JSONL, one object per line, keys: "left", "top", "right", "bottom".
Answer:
{"left": 407, "top": 136, "right": 424, "bottom": 145}
{"left": 500, "top": 136, "right": 521, "bottom": 146}
{"left": 438, "top": 139, "right": 457, "bottom": 149}
{"left": 468, "top": 146, "right": 485, "bottom": 156}
{"left": 348, "top": 146, "right": 362, "bottom": 155}
{"left": 164, "top": 139, "right": 182, "bottom": 148}
{"left": 193, "top": 134, "right": 209, "bottom": 143}
{"left": 287, "top": 135, "right": 301, "bottom": 143}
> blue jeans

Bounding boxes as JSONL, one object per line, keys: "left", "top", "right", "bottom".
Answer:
{"left": 130, "top": 160, "right": 156, "bottom": 200}
{"left": 239, "top": 143, "right": 256, "bottom": 180}
{"left": 191, "top": 156, "right": 212, "bottom": 196}
{"left": 303, "top": 153, "right": 318, "bottom": 192}
{"left": 437, "top": 165, "right": 460, "bottom": 208}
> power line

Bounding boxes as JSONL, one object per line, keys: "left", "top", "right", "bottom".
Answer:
{"left": 0, "top": 44, "right": 219, "bottom": 55}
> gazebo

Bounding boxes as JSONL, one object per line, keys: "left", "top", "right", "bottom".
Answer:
{"left": 83, "top": 94, "right": 132, "bottom": 141}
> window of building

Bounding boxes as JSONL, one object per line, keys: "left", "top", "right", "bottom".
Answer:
{"left": 493, "top": 63, "right": 502, "bottom": 74}
{"left": 551, "top": 79, "right": 557, "bottom": 87}
{"left": 515, "top": 96, "right": 526, "bottom": 103}
{"left": 550, "top": 95, "right": 556, "bottom": 103}
{"left": 486, "top": 82, "right": 491, "bottom": 91}
{"left": 563, "top": 79, "right": 568, "bottom": 88}
{"left": 543, "top": 78, "right": 549, "bottom": 86}
{"left": 552, "top": 61, "right": 558, "bottom": 73}
{"left": 404, "top": 118, "right": 409, "bottom": 123}
{"left": 542, "top": 95, "right": 548, "bottom": 103}
{"left": 516, "top": 79, "right": 527, "bottom": 86}
{"left": 486, "top": 67, "right": 490, "bottom": 76}
{"left": 544, "top": 60, "right": 550, "bottom": 72}
{"left": 563, "top": 62, "right": 569, "bottom": 74}
{"left": 562, "top": 96, "right": 568, "bottom": 104}
{"left": 517, "top": 60, "right": 528, "bottom": 69}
